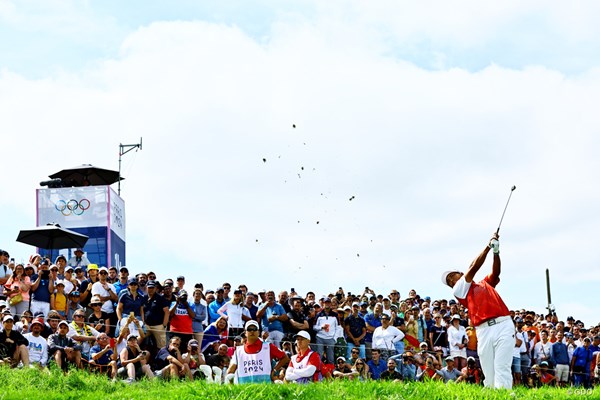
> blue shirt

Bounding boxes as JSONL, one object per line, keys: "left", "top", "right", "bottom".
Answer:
{"left": 552, "top": 341, "right": 569, "bottom": 365}
{"left": 364, "top": 313, "right": 382, "bottom": 342}
{"left": 572, "top": 346, "right": 594, "bottom": 368}
{"left": 118, "top": 289, "right": 145, "bottom": 318}
{"left": 31, "top": 274, "right": 51, "bottom": 303}
{"left": 90, "top": 344, "right": 113, "bottom": 365}
{"left": 208, "top": 299, "right": 226, "bottom": 324}
{"left": 261, "top": 303, "right": 286, "bottom": 333}
{"left": 189, "top": 301, "right": 207, "bottom": 332}
{"left": 367, "top": 359, "right": 386, "bottom": 380}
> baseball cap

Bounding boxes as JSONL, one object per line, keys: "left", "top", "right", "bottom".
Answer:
{"left": 58, "top": 320, "right": 69, "bottom": 327}
{"left": 245, "top": 320, "right": 259, "bottom": 330}
{"left": 441, "top": 270, "right": 461, "bottom": 286}
{"left": 146, "top": 280, "right": 157, "bottom": 288}
{"left": 127, "top": 333, "right": 138, "bottom": 341}
{"left": 2, "top": 315, "right": 14, "bottom": 323}
{"left": 98, "top": 266, "right": 109, "bottom": 273}
{"left": 30, "top": 318, "right": 44, "bottom": 327}
{"left": 127, "top": 277, "right": 139, "bottom": 285}
{"left": 445, "top": 356, "right": 455, "bottom": 362}
{"left": 74, "top": 248, "right": 84, "bottom": 253}
{"left": 119, "top": 266, "right": 129, "bottom": 273}
{"left": 64, "top": 266, "right": 74, "bottom": 273}
{"left": 189, "top": 339, "right": 199, "bottom": 347}
{"left": 294, "top": 330, "right": 311, "bottom": 341}
{"left": 177, "top": 276, "right": 185, "bottom": 281}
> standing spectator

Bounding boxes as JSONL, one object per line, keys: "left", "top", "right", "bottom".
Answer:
{"left": 344, "top": 302, "right": 367, "bottom": 360}
{"left": 4, "top": 263, "right": 31, "bottom": 317}
{"left": 286, "top": 298, "right": 309, "bottom": 338}
{"left": 313, "top": 297, "right": 338, "bottom": 364}
{"left": 207, "top": 288, "right": 226, "bottom": 324}
{"left": 117, "top": 277, "right": 145, "bottom": 323}
{"left": 429, "top": 313, "right": 448, "bottom": 356}
{"left": 244, "top": 292, "right": 258, "bottom": 321}
{"left": 169, "top": 290, "right": 195, "bottom": 349}
{"left": 364, "top": 303, "right": 383, "bottom": 359}
{"left": 41, "top": 311, "right": 61, "bottom": 339}
{"left": 24, "top": 317, "right": 48, "bottom": 368}
{"left": 552, "top": 330, "right": 570, "bottom": 387}
{"left": 67, "top": 248, "right": 90, "bottom": 271}
{"left": 372, "top": 314, "right": 404, "bottom": 361}
{"left": 144, "top": 280, "right": 170, "bottom": 350}
{"left": 227, "top": 320, "right": 289, "bottom": 383}
{"left": 91, "top": 267, "right": 117, "bottom": 335}
{"left": 515, "top": 318, "right": 531, "bottom": 379}
{"left": 73, "top": 267, "right": 86, "bottom": 287}
{"left": 447, "top": 314, "right": 467, "bottom": 370}
{"left": 107, "top": 267, "right": 118, "bottom": 284}
{"left": 78, "top": 264, "right": 99, "bottom": 311}
{"left": 257, "top": 291, "right": 288, "bottom": 348}
{"left": 189, "top": 288, "right": 207, "bottom": 347}
{"left": 0, "top": 315, "right": 29, "bottom": 368}
{"left": 221, "top": 283, "right": 232, "bottom": 302}
{"left": 66, "top": 291, "right": 83, "bottom": 321}
{"left": 0, "top": 250, "right": 12, "bottom": 301}
{"left": 175, "top": 276, "right": 186, "bottom": 295}
{"left": 534, "top": 330, "right": 553, "bottom": 366}
{"left": 30, "top": 262, "right": 55, "bottom": 319}
{"left": 218, "top": 289, "right": 249, "bottom": 342}
{"left": 571, "top": 337, "right": 594, "bottom": 388}
{"left": 112, "top": 267, "right": 129, "bottom": 298}
{"left": 285, "top": 330, "right": 322, "bottom": 383}
{"left": 62, "top": 267, "right": 77, "bottom": 294}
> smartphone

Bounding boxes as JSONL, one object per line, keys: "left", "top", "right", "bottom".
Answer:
{"left": 10, "top": 258, "right": 14, "bottom": 263}
{"left": 290, "top": 288, "right": 295, "bottom": 293}
{"left": 129, "top": 311, "right": 135, "bottom": 319}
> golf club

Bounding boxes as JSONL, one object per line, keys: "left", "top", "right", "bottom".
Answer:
{"left": 496, "top": 185, "right": 516, "bottom": 234}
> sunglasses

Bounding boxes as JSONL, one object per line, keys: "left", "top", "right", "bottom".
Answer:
{"left": 99, "top": 271, "right": 108, "bottom": 275}
{"left": 351, "top": 350, "right": 359, "bottom": 353}
{"left": 246, "top": 327, "right": 259, "bottom": 332}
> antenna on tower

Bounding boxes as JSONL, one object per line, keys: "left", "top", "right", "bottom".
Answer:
{"left": 118, "top": 137, "right": 142, "bottom": 195}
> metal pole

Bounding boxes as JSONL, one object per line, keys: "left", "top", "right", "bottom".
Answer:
{"left": 118, "top": 137, "right": 143, "bottom": 196}
{"left": 546, "top": 268, "right": 553, "bottom": 314}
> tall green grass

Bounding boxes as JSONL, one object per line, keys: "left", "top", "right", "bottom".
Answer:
{"left": 0, "top": 368, "right": 589, "bottom": 399}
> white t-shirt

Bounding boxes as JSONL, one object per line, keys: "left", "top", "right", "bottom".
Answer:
{"left": 453, "top": 276, "right": 471, "bottom": 299}
{"left": 24, "top": 333, "right": 48, "bottom": 366}
{"left": 91, "top": 281, "right": 116, "bottom": 313}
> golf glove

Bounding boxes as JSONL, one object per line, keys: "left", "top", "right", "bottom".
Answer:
{"left": 489, "top": 239, "right": 499, "bottom": 254}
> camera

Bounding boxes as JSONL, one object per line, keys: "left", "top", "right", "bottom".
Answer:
{"left": 141, "top": 350, "right": 148, "bottom": 356}
{"left": 291, "top": 288, "right": 295, "bottom": 293}
{"left": 41, "top": 270, "right": 50, "bottom": 279}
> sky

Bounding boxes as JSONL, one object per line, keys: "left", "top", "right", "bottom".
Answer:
{"left": 1, "top": 1, "right": 599, "bottom": 326}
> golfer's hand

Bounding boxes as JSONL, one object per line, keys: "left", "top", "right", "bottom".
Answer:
{"left": 491, "top": 232, "right": 499, "bottom": 240}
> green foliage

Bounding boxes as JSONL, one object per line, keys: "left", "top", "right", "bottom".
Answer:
{"left": 0, "top": 369, "right": 591, "bottom": 399}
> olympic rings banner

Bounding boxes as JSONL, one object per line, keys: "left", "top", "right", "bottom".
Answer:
{"left": 37, "top": 187, "right": 110, "bottom": 228}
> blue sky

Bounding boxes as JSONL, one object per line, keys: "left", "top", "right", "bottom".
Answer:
{"left": 1, "top": 1, "right": 599, "bottom": 326}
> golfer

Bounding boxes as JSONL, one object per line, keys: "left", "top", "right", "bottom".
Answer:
{"left": 441, "top": 233, "right": 514, "bottom": 389}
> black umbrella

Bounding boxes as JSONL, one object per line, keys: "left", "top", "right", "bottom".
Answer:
{"left": 48, "top": 164, "right": 123, "bottom": 187}
{"left": 16, "top": 223, "right": 89, "bottom": 249}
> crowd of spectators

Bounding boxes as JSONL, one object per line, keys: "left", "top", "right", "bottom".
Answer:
{"left": 0, "top": 248, "right": 598, "bottom": 388}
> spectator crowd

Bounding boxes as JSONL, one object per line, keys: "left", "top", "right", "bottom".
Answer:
{"left": 0, "top": 248, "right": 598, "bottom": 388}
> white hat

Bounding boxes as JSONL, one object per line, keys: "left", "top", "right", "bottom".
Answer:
{"left": 294, "top": 330, "right": 311, "bottom": 341}
{"left": 441, "top": 270, "right": 461, "bottom": 286}
{"left": 245, "top": 320, "right": 259, "bottom": 330}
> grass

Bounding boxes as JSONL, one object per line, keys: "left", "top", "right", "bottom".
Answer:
{"left": 0, "top": 368, "right": 591, "bottom": 399}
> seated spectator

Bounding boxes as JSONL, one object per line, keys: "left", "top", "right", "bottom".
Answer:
{"left": 48, "top": 320, "right": 81, "bottom": 371}
{"left": 201, "top": 316, "right": 228, "bottom": 356}
{"left": 118, "top": 334, "right": 154, "bottom": 382}
{"left": 66, "top": 291, "right": 83, "bottom": 321}
{"left": 67, "top": 309, "right": 100, "bottom": 361}
{"left": 205, "top": 343, "right": 229, "bottom": 383}
{"left": 41, "top": 311, "right": 61, "bottom": 339}
{"left": 87, "top": 295, "right": 110, "bottom": 334}
{"left": 538, "top": 361, "right": 556, "bottom": 385}
{"left": 115, "top": 315, "right": 146, "bottom": 357}
{"left": 416, "top": 356, "right": 437, "bottom": 381}
{"left": 350, "top": 358, "right": 369, "bottom": 381}
{"left": 393, "top": 351, "right": 417, "bottom": 381}
{"left": 14, "top": 310, "right": 34, "bottom": 334}
{"left": 0, "top": 314, "right": 29, "bottom": 367}
{"left": 182, "top": 338, "right": 220, "bottom": 382}
{"left": 435, "top": 356, "right": 462, "bottom": 383}
{"left": 24, "top": 317, "right": 48, "bottom": 368}
{"left": 154, "top": 336, "right": 192, "bottom": 380}
{"left": 458, "top": 356, "right": 483, "bottom": 384}
{"left": 332, "top": 356, "right": 354, "bottom": 379}
{"left": 380, "top": 358, "right": 402, "bottom": 381}
{"left": 89, "top": 333, "right": 117, "bottom": 378}
{"left": 367, "top": 349, "right": 386, "bottom": 380}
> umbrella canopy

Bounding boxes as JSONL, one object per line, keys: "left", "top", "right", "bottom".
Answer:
{"left": 16, "top": 224, "right": 89, "bottom": 250}
{"left": 48, "top": 164, "right": 123, "bottom": 187}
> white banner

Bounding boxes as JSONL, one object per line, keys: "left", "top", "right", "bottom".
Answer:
{"left": 109, "top": 187, "right": 126, "bottom": 241}
{"left": 37, "top": 187, "right": 109, "bottom": 228}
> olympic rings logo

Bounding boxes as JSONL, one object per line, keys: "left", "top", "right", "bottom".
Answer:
{"left": 55, "top": 199, "right": 91, "bottom": 216}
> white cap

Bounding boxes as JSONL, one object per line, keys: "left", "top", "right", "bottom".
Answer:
{"left": 441, "top": 270, "right": 461, "bottom": 286}
{"left": 245, "top": 320, "right": 259, "bottom": 330}
{"left": 294, "top": 330, "right": 311, "bottom": 341}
